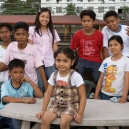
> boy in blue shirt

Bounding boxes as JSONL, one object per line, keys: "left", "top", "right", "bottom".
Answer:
{"left": 0, "top": 58, "right": 43, "bottom": 129}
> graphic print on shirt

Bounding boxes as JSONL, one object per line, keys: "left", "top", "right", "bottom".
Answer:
{"left": 82, "top": 39, "right": 95, "bottom": 56}
{"left": 57, "top": 80, "right": 68, "bottom": 87}
{"left": 14, "top": 88, "right": 28, "bottom": 98}
{"left": 103, "top": 65, "right": 117, "bottom": 93}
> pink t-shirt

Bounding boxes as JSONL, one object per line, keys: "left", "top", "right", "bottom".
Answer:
{"left": 28, "top": 26, "right": 60, "bottom": 67}
{"left": 70, "top": 29, "right": 103, "bottom": 63}
{"left": 2, "top": 42, "right": 43, "bottom": 85}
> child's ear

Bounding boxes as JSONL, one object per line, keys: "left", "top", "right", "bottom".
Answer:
{"left": 71, "top": 59, "right": 75, "bottom": 66}
{"left": 8, "top": 71, "right": 11, "bottom": 76}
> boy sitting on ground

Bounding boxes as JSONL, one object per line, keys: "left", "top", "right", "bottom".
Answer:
{"left": 0, "top": 59, "right": 43, "bottom": 129}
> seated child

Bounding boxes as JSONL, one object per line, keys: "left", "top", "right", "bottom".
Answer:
{"left": 94, "top": 35, "right": 129, "bottom": 103}
{"left": 36, "top": 46, "right": 86, "bottom": 129}
{"left": 0, "top": 59, "right": 43, "bottom": 129}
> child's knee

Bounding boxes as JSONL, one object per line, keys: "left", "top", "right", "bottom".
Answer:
{"left": 42, "top": 116, "right": 50, "bottom": 125}
{"left": 60, "top": 119, "right": 70, "bottom": 128}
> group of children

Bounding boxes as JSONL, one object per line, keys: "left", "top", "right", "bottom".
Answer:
{"left": 0, "top": 7, "right": 129, "bottom": 129}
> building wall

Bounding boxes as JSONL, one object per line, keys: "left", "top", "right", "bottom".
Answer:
{"left": 41, "top": 0, "right": 129, "bottom": 20}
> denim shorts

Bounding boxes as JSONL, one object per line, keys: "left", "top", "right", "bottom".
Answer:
{"left": 0, "top": 116, "right": 22, "bottom": 129}
{"left": 101, "top": 92, "right": 122, "bottom": 100}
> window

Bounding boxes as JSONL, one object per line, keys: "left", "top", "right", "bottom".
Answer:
{"left": 77, "top": 7, "right": 83, "bottom": 13}
{"left": 88, "top": 0, "right": 94, "bottom": 2}
{"left": 87, "top": 7, "right": 93, "bottom": 10}
{"left": 56, "top": 7, "right": 62, "bottom": 13}
{"left": 47, "top": 7, "right": 52, "bottom": 12}
{"left": 98, "top": 6, "right": 104, "bottom": 13}
{"left": 67, "top": 0, "right": 72, "bottom": 2}
{"left": 109, "top": 6, "right": 115, "bottom": 11}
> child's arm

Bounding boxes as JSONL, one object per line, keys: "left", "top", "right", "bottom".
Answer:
{"left": 102, "top": 47, "right": 109, "bottom": 60}
{"left": 94, "top": 72, "right": 104, "bottom": 99}
{"left": 118, "top": 72, "right": 129, "bottom": 103}
{"left": 37, "top": 66, "right": 48, "bottom": 91}
{"left": 0, "top": 62, "right": 8, "bottom": 72}
{"left": 74, "top": 84, "right": 86, "bottom": 124}
{"left": 100, "top": 50, "right": 103, "bottom": 61}
{"left": 52, "top": 42, "right": 58, "bottom": 52}
{"left": 36, "top": 84, "right": 54, "bottom": 119}
{"left": 2, "top": 97, "right": 36, "bottom": 104}
{"left": 21, "top": 76, "right": 43, "bottom": 98}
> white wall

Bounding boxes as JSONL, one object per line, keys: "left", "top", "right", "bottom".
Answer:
{"left": 41, "top": 0, "right": 129, "bottom": 19}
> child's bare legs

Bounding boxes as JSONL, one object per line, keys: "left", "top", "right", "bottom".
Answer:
{"left": 60, "top": 114, "right": 73, "bottom": 129}
{"left": 41, "top": 111, "right": 57, "bottom": 129}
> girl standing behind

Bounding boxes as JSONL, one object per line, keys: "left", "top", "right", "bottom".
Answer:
{"left": 94, "top": 35, "right": 129, "bottom": 102}
{"left": 36, "top": 46, "right": 86, "bottom": 129}
{"left": 28, "top": 7, "right": 60, "bottom": 91}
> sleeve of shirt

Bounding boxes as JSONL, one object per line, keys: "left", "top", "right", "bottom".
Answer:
{"left": 33, "top": 46, "right": 44, "bottom": 68}
{"left": 28, "top": 27, "right": 34, "bottom": 40}
{"left": 48, "top": 72, "right": 55, "bottom": 86}
{"left": 2, "top": 44, "right": 11, "bottom": 65}
{"left": 99, "top": 59, "right": 106, "bottom": 73}
{"left": 54, "top": 29, "right": 60, "bottom": 43}
{"left": 102, "top": 27, "right": 109, "bottom": 49}
{"left": 26, "top": 82, "right": 34, "bottom": 97}
{"left": 70, "top": 32, "right": 79, "bottom": 50}
{"left": 1, "top": 83, "right": 10, "bottom": 104}
{"left": 125, "top": 57, "right": 129, "bottom": 71}
{"left": 72, "top": 72, "right": 84, "bottom": 87}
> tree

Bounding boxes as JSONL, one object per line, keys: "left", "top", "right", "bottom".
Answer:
{"left": 122, "top": 6, "right": 129, "bottom": 13}
{"left": 1, "top": 0, "right": 40, "bottom": 15}
{"left": 65, "top": 3, "right": 76, "bottom": 15}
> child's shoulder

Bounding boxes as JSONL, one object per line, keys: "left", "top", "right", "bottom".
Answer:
{"left": 94, "top": 29, "right": 103, "bottom": 36}
{"left": 74, "top": 29, "right": 83, "bottom": 36}
{"left": 1, "top": 80, "right": 11, "bottom": 89}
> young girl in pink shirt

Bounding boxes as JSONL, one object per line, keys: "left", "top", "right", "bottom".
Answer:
{"left": 28, "top": 8, "right": 60, "bottom": 91}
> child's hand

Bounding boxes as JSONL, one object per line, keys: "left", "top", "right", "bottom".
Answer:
{"left": 74, "top": 113, "right": 83, "bottom": 124}
{"left": 24, "top": 98, "right": 36, "bottom": 104}
{"left": 21, "top": 76, "right": 31, "bottom": 83}
{"left": 118, "top": 97, "right": 127, "bottom": 103}
{"left": 36, "top": 110, "right": 45, "bottom": 119}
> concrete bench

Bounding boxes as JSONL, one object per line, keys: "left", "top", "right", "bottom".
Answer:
{"left": 0, "top": 98, "right": 129, "bottom": 129}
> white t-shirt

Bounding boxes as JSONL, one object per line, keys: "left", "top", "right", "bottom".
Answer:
{"left": 99, "top": 56, "right": 129, "bottom": 96}
{"left": 48, "top": 70, "right": 84, "bottom": 87}
{"left": 2, "top": 42, "right": 43, "bottom": 85}
{"left": 102, "top": 25, "right": 129, "bottom": 57}
{"left": 0, "top": 45, "right": 8, "bottom": 82}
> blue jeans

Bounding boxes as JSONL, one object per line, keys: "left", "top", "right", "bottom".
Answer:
{"left": 36, "top": 65, "right": 56, "bottom": 92}
{"left": 0, "top": 116, "right": 21, "bottom": 129}
{"left": 101, "top": 92, "right": 122, "bottom": 100}
{"left": 76, "top": 58, "right": 101, "bottom": 84}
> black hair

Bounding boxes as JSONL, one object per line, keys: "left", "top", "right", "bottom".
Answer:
{"left": 103, "top": 11, "right": 118, "bottom": 21}
{"left": 80, "top": 10, "right": 96, "bottom": 21}
{"left": 34, "top": 7, "right": 55, "bottom": 44}
{"left": 54, "top": 46, "right": 78, "bottom": 69}
{"left": 108, "top": 35, "right": 123, "bottom": 47}
{"left": 0, "top": 23, "right": 13, "bottom": 32}
{"left": 14, "top": 21, "right": 29, "bottom": 33}
{"left": 8, "top": 59, "right": 25, "bottom": 71}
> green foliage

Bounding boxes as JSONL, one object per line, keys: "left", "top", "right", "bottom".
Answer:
{"left": 122, "top": 6, "right": 129, "bottom": 13}
{"left": 65, "top": 3, "right": 76, "bottom": 15}
{"left": 1, "top": 0, "right": 40, "bottom": 15}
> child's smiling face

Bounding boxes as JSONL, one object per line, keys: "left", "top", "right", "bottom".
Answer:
{"left": 55, "top": 53, "right": 74, "bottom": 74}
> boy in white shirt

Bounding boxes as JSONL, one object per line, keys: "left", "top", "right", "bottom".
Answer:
{"left": 102, "top": 11, "right": 129, "bottom": 59}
